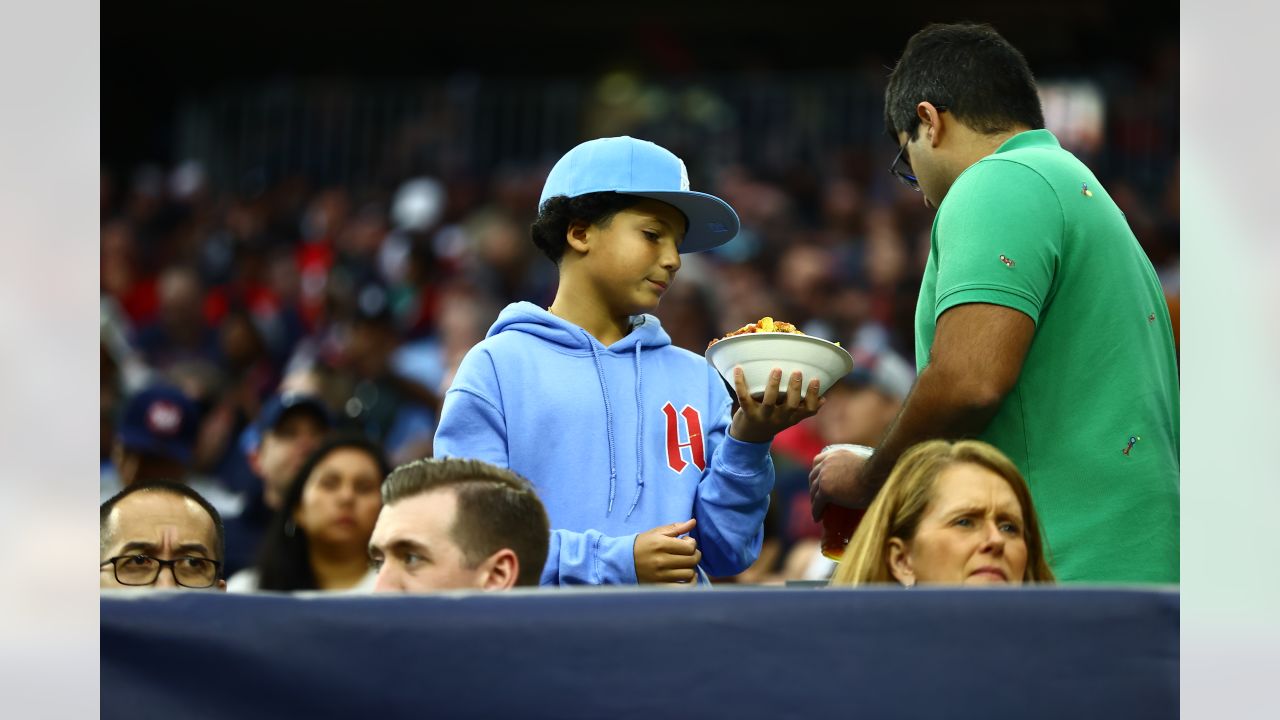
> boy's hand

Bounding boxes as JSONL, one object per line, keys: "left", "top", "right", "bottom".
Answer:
{"left": 729, "top": 367, "right": 824, "bottom": 444}
{"left": 634, "top": 518, "right": 701, "bottom": 584}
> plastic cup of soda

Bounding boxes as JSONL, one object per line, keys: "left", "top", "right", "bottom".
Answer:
{"left": 817, "top": 444, "right": 874, "bottom": 561}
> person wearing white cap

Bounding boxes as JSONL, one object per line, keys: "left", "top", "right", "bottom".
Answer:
{"left": 434, "top": 136, "right": 822, "bottom": 586}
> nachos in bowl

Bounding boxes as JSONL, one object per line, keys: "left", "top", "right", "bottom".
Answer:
{"left": 707, "top": 317, "right": 825, "bottom": 349}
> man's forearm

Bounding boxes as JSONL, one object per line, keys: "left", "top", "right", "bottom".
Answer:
{"left": 858, "top": 364, "right": 1002, "bottom": 503}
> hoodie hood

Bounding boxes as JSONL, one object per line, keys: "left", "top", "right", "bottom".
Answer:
{"left": 488, "top": 301, "right": 672, "bottom": 354}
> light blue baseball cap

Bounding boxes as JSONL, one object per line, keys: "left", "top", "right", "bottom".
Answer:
{"left": 538, "top": 136, "right": 741, "bottom": 253}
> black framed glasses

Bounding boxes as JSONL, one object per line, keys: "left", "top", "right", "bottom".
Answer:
{"left": 888, "top": 105, "right": 948, "bottom": 191}
{"left": 101, "top": 554, "right": 222, "bottom": 588}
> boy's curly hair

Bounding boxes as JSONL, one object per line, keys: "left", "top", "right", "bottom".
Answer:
{"left": 530, "top": 192, "right": 641, "bottom": 264}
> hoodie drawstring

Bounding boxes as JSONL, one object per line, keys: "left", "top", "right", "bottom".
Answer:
{"left": 586, "top": 333, "right": 619, "bottom": 515}
{"left": 627, "top": 340, "right": 644, "bottom": 519}
{"left": 585, "top": 329, "right": 649, "bottom": 519}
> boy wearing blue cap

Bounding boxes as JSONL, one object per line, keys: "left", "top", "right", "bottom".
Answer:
{"left": 434, "top": 137, "right": 822, "bottom": 585}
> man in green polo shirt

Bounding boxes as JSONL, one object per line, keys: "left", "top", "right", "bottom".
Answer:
{"left": 810, "top": 22, "right": 1178, "bottom": 583}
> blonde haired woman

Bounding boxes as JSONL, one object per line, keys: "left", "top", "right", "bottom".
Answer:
{"left": 831, "top": 440, "right": 1054, "bottom": 586}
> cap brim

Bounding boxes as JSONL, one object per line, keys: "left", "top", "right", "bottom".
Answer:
{"left": 259, "top": 397, "right": 333, "bottom": 434}
{"left": 119, "top": 428, "right": 193, "bottom": 465}
{"left": 619, "top": 190, "right": 740, "bottom": 253}
{"left": 280, "top": 399, "right": 333, "bottom": 428}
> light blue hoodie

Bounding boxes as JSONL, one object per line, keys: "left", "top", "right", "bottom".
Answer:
{"left": 433, "top": 302, "right": 774, "bottom": 585}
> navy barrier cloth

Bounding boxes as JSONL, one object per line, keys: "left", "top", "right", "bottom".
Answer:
{"left": 101, "top": 586, "right": 1178, "bottom": 720}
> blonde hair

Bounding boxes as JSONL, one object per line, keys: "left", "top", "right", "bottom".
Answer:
{"left": 829, "top": 440, "right": 1054, "bottom": 586}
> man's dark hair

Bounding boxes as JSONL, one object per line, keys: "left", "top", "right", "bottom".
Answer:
{"left": 884, "top": 23, "right": 1045, "bottom": 142}
{"left": 383, "top": 458, "right": 550, "bottom": 587}
{"left": 530, "top": 192, "right": 641, "bottom": 264}
{"left": 257, "top": 434, "right": 390, "bottom": 591}
{"left": 100, "top": 480, "right": 226, "bottom": 573}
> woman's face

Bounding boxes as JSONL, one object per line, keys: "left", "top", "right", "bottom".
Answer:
{"left": 294, "top": 448, "right": 383, "bottom": 551}
{"left": 889, "top": 462, "right": 1030, "bottom": 586}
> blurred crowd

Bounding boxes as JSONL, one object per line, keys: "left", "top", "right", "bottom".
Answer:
{"left": 100, "top": 77, "right": 1179, "bottom": 585}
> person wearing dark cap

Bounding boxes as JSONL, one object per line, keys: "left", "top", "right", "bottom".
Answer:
{"left": 337, "top": 282, "right": 438, "bottom": 465}
{"left": 110, "top": 384, "right": 200, "bottom": 490}
{"left": 102, "top": 384, "right": 239, "bottom": 516}
{"left": 101, "top": 384, "right": 236, "bottom": 507}
{"left": 251, "top": 393, "right": 332, "bottom": 511}
{"left": 221, "top": 392, "right": 332, "bottom": 576}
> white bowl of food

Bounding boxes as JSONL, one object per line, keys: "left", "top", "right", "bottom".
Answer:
{"left": 705, "top": 318, "right": 854, "bottom": 400}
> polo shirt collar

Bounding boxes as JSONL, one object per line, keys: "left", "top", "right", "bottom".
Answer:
{"left": 994, "top": 128, "right": 1061, "bottom": 154}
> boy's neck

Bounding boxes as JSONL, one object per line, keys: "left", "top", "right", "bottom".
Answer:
{"left": 547, "top": 286, "right": 633, "bottom": 347}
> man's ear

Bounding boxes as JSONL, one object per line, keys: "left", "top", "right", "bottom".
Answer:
{"left": 565, "top": 220, "right": 592, "bottom": 254}
{"left": 247, "top": 446, "right": 262, "bottom": 476}
{"left": 478, "top": 548, "right": 519, "bottom": 591}
{"left": 216, "top": 579, "right": 227, "bottom": 592}
{"left": 915, "top": 101, "right": 946, "bottom": 147}
{"left": 886, "top": 537, "right": 915, "bottom": 587}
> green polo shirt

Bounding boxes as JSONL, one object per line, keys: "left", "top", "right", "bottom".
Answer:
{"left": 915, "top": 129, "right": 1179, "bottom": 583}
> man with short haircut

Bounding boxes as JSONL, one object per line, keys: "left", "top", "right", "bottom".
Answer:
{"left": 810, "top": 23, "right": 1179, "bottom": 584}
{"left": 369, "top": 458, "right": 550, "bottom": 592}
{"left": 100, "top": 481, "right": 226, "bottom": 591}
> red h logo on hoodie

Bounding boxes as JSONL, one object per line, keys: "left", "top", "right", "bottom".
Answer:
{"left": 662, "top": 402, "right": 705, "bottom": 473}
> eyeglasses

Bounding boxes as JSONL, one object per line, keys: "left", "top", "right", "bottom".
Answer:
{"left": 100, "top": 554, "right": 222, "bottom": 588}
{"left": 888, "top": 106, "right": 948, "bottom": 192}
